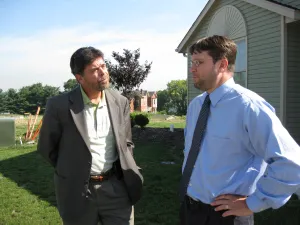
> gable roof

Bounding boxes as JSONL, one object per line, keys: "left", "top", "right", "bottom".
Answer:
{"left": 133, "top": 89, "right": 155, "bottom": 97}
{"left": 148, "top": 91, "right": 156, "bottom": 97}
{"left": 140, "top": 90, "right": 148, "bottom": 96}
{"left": 176, "top": 0, "right": 300, "bottom": 53}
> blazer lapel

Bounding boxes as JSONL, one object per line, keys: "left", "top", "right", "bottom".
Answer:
{"left": 69, "top": 87, "right": 90, "bottom": 149}
{"left": 105, "top": 89, "right": 121, "bottom": 148}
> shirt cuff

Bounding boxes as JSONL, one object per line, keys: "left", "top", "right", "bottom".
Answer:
{"left": 246, "top": 193, "right": 269, "bottom": 213}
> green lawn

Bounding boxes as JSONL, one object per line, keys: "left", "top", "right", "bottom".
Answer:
{"left": 1, "top": 141, "right": 300, "bottom": 225}
{"left": 147, "top": 121, "right": 185, "bottom": 129}
{"left": 147, "top": 114, "right": 186, "bottom": 129}
{"left": 0, "top": 145, "right": 59, "bottom": 225}
{"left": 1, "top": 116, "right": 300, "bottom": 224}
{"left": 0, "top": 141, "right": 183, "bottom": 225}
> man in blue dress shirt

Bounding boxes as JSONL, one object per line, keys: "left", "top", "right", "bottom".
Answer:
{"left": 179, "top": 35, "right": 300, "bottom": 225}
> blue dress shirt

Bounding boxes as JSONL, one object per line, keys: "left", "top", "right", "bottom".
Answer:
{"left": 183, "top": 78, "right": 300, "bottom": 213}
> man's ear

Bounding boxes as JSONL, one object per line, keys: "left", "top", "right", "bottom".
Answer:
{"left": 75, "top": 74, "right": 83, "bottom": 84}
{"left": 219, "top": 58, "right": 229, "bottom": 73}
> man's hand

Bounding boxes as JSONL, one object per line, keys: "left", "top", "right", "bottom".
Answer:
{"left": 211, "top": 194, "right": 253, "bottom": 217}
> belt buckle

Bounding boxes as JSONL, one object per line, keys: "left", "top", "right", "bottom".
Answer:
{"left": 98, "top": 175, "right": 104, "bottom": 181}
{"left": 91, "top": 175, "right": 105, "bottom": 182}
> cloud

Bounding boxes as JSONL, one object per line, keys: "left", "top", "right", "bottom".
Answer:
{"left": 0, "top": 24, "right": 187, "bottom": 92}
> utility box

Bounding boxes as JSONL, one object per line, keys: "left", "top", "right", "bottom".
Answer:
{"left": 0, "top": 118, "right": 16, "bottom": 147}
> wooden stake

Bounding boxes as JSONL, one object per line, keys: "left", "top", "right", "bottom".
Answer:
{"left": 31, "top": 119, "right": 43, "bottom": 141}
{"left": 25, "top": 114, "right": 32, "bottom": 140}
{"left": 28, "top": 106, "right": 41, "bottom": 140}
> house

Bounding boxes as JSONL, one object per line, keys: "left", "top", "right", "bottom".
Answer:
{"left": 134, "top": 90, "right": 148, "bottom": 112}
{"left": 176, "top": 0, "right": 300, "bottom": 143}
{"left": 147, "top": 91, "right": 158, "bottom": 113}
{"left": 130, "top": 89, "right": 158, "bottom": 113}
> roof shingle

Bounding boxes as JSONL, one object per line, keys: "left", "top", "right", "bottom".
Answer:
{"left": 267, "top": 0, "right": 300, "bottom": 10}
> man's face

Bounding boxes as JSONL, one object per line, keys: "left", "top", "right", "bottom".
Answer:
{"left": 190, "top": 51, "right": 219, "bottom": 92}
{"left": 76, "top": 57, "right": 110, "bottom": 91}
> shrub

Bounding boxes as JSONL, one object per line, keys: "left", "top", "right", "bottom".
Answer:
{"left": 157, "top": 110, "right": 167, "bottom": 115}
{"left": 134, "top": 114, "right": 149, "bottom": 129}
{"left": 139, "top": 112, "right": 151, "bottom": 119}
{"left": 130, "top": 113, "right": 136, "bottom": 128}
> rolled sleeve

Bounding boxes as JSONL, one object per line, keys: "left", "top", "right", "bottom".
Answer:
{"left": 246, "top": 192, "right": 272, "bottom": 213}
{"left": 244, "top": 98, "right": 300, "bottom": 211}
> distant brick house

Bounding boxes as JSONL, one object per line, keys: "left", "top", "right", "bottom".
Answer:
{"left": 129, "top": 89, "right": 157, "bottom": 113}
{"left": 147, "top": 91, "right": 157, "bottom": 113}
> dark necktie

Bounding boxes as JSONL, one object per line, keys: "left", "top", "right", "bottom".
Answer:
{"left": 179, "top": 94, "right": 211, "bottom": 202}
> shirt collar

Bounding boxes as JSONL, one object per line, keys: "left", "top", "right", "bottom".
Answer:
{"left": 80, "top": 85, "right": 106, "bottom": 107}
{"left": 205, "top": 77, "right": 235, "bottom": 107}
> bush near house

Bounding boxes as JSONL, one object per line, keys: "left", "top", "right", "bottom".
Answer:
{"left": 131, "top": 111, "right": 151, "bottom": 119}
{"left": 134, "top": 114, "right": 149, "bottom": 129}
{"left": 130, "top": 112, "right": 152, "bottom": 128}
{"left": 130, "top": 113, "right": 136, "bottom": 127}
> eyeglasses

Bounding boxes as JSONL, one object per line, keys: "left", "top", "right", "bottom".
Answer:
{"left": 189, "top": 60, "right": 201, "bottom": 67}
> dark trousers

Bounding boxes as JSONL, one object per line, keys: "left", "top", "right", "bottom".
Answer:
{"left": 180, "top": 195, "right": 235, "bottom": 225}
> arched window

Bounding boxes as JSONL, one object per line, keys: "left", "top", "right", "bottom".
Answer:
{"left": 207, "top": 5, "right": 247, "bottom": 87}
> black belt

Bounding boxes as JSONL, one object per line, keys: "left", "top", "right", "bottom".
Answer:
{"left": 185, "top": 195, "right": 208, "bottom": 207}
{"left": 184, "top": 195, "right": 236, "bottom": 221}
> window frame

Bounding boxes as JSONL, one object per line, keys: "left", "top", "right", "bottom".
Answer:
{"left": 233, "top": 36, "right": 248, "bottom": 88}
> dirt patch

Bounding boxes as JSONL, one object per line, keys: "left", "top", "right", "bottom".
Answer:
{"left": 132, "top": 127, "right": 184, "bottom": 149}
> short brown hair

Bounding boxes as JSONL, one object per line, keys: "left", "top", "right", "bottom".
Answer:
{"left": 189, "top": 35, "right": 237, "bottom": 72}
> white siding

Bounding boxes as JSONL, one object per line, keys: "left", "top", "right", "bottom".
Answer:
{"left": 185, "top": 0, "right": 282, "bottom": 116}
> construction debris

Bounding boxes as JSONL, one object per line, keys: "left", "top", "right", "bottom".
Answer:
{"left": 24, "top": 106, "right": 43, "bottom": 143}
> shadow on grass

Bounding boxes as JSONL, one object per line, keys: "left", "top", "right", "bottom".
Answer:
{"left": 0, "top": 149, "right": 57, "bottom": 207}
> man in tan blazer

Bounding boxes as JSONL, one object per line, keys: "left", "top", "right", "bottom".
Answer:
{"left": 37, "top": 46, "right": 143, "bottom": 225}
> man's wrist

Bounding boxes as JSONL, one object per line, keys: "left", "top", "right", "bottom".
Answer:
{"left": 246, "top": 194, "right": 268, "bottom": 213}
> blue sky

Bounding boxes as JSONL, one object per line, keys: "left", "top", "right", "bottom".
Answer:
{"left": 0, "top": 0, "right": 207, "bottom": 91}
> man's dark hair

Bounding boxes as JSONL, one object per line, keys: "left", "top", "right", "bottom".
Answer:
{"left": 189, "top": 35, "right": 237, "bottom": 72}
{"left": 70, "top": 47, "right": 104, "bottom": 76}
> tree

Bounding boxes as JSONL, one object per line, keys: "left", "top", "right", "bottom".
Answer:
{"left": 0, "top": 89, "right": 8, "bottom": 113}
{"left": 157, "top": 89, "right": 169, "bottom": 112}
{"left": 17, "top": 83, "right": 60, "bottom": 114}
{"left": 40, "top": 85, "right": 60, "bottom": 112}
{"left": 0, "top": 83, "right": 59, "bottom": 115}
{"left": 106, "top": 49, "right": 152, "bottom": 99}
{"left": 157, "top": 80, "right": 187, "bottom": 115}
{"left": 63, "top": 79, "right": 79, "bottom": 92}
{"left": 6, "top": 89, "right": 19, "bottom": 114}
{"left": 165, "top": 80, "right": 187, "bottom": 116}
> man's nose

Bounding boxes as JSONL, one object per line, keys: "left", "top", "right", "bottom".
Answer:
{"left": 190, "top": 66, "right": 196, "bottom": 73}
{"left": 98, "top": 68, "right": 105, "bottom": 75}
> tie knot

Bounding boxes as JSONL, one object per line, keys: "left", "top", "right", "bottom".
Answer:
{"left": 204, "top": 94, "right": 211, "bottom": 105}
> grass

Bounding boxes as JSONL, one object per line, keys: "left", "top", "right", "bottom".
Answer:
{"left": 1, "top": 141, "right": 300, "bottom": 225}
{"left": 1, "top": 116, "right": 300, "bottom": 224}
{"left": 147, "top": 114, "right": 186, "bottom": 129}
{"left": 0, "top": 142, "right": 182, "bottom": 225}
{"left": 2, "top": 114, "right": 183, "bottom": 140}
{"left": 0, "top": 145, "right": 59, "bottom": 225}
{"left": 147, "top": 121, "right": 185, "bottom": 129}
